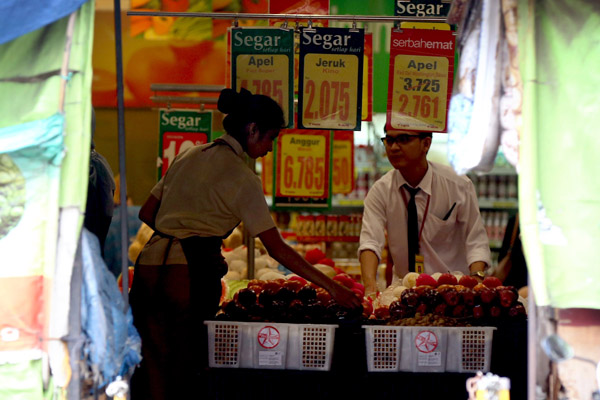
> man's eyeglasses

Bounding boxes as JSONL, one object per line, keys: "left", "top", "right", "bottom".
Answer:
{"left": 380, "top": 134, "right": 424, "bottom": 146}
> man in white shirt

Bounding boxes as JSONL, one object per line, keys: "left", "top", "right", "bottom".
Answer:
{"left": 358, "top": 129, "right": 491, "bottom": 296}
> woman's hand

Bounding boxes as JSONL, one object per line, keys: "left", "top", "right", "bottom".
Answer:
{"left": 325, "top": 282, "right": 363, "bottom": 309}
{"left": 258, "top": 227, "right": 362, "bottom": 310}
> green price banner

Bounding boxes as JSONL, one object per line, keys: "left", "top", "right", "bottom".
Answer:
{"left": 395, "top": 0, "right": 451, "bottom": 18}
{"left": 158, "top": 109, "right": 212, "bottom": 179}
{"left": 231, "top": 27, "right": 294, "bottom": 128}
{"left": 298, "top": 27, "right": 364, "bottom": 131}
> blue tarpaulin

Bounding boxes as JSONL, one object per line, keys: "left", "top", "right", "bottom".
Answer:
{"left": 0, "top": 0, "right": 87, "bottom": 45}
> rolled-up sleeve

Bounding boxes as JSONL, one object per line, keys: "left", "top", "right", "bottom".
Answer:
{"left": 358, "top": 183, "right": 388, "bottom": 262}
{"left": 461, "top": 179, "right": 492, "bottom": 267}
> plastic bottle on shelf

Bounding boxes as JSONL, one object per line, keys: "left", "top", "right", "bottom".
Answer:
{"left": 500, "top": 212, "right": 509, "bottom": 240}
{"left": 492, "top": 211, "right": 502, "bottom": 246}
{"left": 508, "top": 175, "right": 518, "bottom": 200}
{"left": 497, "top": 175, "right": 507, "bottom": 200}
{"left": 477, "top": 175, "right": 488, "bottom": 199}
{"left": 487, "top": 175, "right": 497, "bottom": 200}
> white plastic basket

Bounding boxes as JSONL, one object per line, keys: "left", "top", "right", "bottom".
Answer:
{"left": 364, "top": 325, "right": 495, "bottom": 373}
{"left": 363, "top": 325, "right": 402, "bottom": 372}
{"left": 205, "top": 321, "right": 337, "bottom": 371}
{"left": 206, "top": 321, "right": 244, "bottom": 368}
{"left": 401, "top": 326, "right": 448, "bottom": 373}
{"left": 287, "top": 324, "right": 337, "bottom": 371}
{"left": 445, "top": 326, "right": 496, "bottom": 373}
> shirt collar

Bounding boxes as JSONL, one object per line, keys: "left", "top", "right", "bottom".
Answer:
{"left": 219, "top": 134, "right": 244, "bottom": 157}
{"left": 394, "top": 161, "right": 433, "bottom": 196}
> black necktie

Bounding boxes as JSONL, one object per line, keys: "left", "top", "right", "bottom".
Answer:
{"left": 404, "top": 185, "right": 420, "bottom": 272}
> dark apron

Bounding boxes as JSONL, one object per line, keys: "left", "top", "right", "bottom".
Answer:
{"left": 130, "top": 234, "right": 228, "bottom": 400}
{"left": 130, "top": 139, "right": 236, "bottom": 400}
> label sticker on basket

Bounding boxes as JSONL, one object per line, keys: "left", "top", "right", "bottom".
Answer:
{"left": 415, "top": 330, "right": 438, "bottom": 353}
{"left": 418, "top": 351, "right": 442, "bottom": 366}
{"left": 257, "top": 326, "right": 281, "bottom": 349}
{"left": 259, "top": 351, "right": 283, "bottom": 366}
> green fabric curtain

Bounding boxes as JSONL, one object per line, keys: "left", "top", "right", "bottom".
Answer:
{"left": 519, "top": 0, "right": 600, "bottom": 308}
{"left": 0, "top": 0, "right": 95, "bottom": 398}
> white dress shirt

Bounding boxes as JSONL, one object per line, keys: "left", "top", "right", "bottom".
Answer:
{"left": 358, "top": 161, "right": 491, "bottom": 278}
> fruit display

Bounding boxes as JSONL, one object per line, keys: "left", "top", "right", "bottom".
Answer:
{"left": 369, "top": 273, "right": 527, "bottom": 328}
{"left": 215, "top": 273, "right": 368, "bottom": 324}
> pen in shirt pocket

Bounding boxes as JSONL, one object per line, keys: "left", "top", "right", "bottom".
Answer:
{"left": 442, "top": 202, "right": 457, "bottom": 221}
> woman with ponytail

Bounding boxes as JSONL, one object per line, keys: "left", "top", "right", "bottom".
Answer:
{"left": 129, "top": 88, "right": 360, "bottom": 399}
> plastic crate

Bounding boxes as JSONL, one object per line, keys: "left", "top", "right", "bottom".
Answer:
{"left": 401, "top": 326, "right": 448, "bottom": 372}
{"left": 364, "top": 325, "right": 402, "bottom": 372}
{"left": 287, "top": 324, "right": 337, "bottom": 371}
{"left": 364, "top": 325, "right": 495, "bottom": 373}
{"left": 445, "top": 327, "right": 496, "bottom": 373}
{"left": 206, "top": 321, "right": 337, "bottom": 371}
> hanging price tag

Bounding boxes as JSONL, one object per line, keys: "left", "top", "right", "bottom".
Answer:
{"left": 299, "top": 27, "right": 364, "bottom": 130}
{"left": 260, "top": 152, "right": 273, "bottom": 196}
{"left": 158, "top": 109, "right": 212, "bottom": 179}
{"left": 332, "top": 131, "right": 354, "bottom": 195}
{"left": 386, "top": 28, "right": 455, "bottom": 132}
{"left": 231, "top": 27, "right": 294, "bottom": 128}
{"left": 276, "top": 133, "right": 328, "bottom": 197}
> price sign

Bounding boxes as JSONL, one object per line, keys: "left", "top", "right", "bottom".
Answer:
{"left": 386, "top": 28, "right": 455, "bottom": 132}
{"left": 158, "top": 109, "right": 212, "bottom": 178}
{"left": 273, "top": 129, "right": 332, "bottom": 209}
{"left": 299, "top": 27, "right": 364, "bottom": 130}
{"left": 332, "top": 131, "right": 354, "bottom": 195}
{"left": 231, "top": 27, "right": 294, "bottom": 128}
{"left": 260, "top": 152, "right": 273, "bottom": 196}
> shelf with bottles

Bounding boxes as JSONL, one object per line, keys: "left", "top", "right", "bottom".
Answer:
{"left": 469, "top": 173, "right": 518, "bottom": 210}
{"left": 482, "top": 209, "right": 514, "bottom": 251}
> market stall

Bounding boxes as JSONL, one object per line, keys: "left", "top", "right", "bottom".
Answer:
{"left": 105, "top": 1, "right": 529, "bottom": 399}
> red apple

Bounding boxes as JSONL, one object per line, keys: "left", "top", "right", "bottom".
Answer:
{"left": 333, "top": 273, "right": 355, "bottom": 289}
{"left": 437, "top": 273, "right": 458, "bottom": 286}
{"left": 416, "top": 273, "right": 437, "bottom": 287}
{"left": 458, "top": 275, "right": 479, "bottom": 289}
{"left": 482, "top": 276, "right": 503, "bottom": 288}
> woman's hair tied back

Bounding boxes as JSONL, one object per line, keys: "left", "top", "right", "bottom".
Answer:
{"left": 217, "top": 87, "right": 252, "bottom": 114}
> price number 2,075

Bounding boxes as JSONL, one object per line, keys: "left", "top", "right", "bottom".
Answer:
{"left": 282, "top": 155, "right": 325, "bottom": 194}
{"left": 304, "top": 80, "right": 350, "bottom": 121}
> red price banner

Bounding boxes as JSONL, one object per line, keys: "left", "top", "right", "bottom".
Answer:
{"left": 332, "top": 131, "right": 354, "bottom": 195}
{"left": 275, "top": 130, "right": 331, "bottom": 198}
{"left": 386, "top": 28, "right": 455, "bottom": 132}
{"left": 161, "top": 132, "right": 208, "bottom": 176}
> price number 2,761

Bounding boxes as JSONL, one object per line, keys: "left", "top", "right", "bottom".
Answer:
{"left": 398, "top": 78, "right": 441, "bottom": 119}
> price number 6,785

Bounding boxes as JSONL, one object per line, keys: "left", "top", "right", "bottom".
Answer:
{"left": 283, "top": 155, "right": 325, "bottom": 194}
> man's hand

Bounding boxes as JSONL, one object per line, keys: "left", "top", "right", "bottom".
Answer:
{"left": 469, "top": 261, "right": 488, "bottom": 283}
